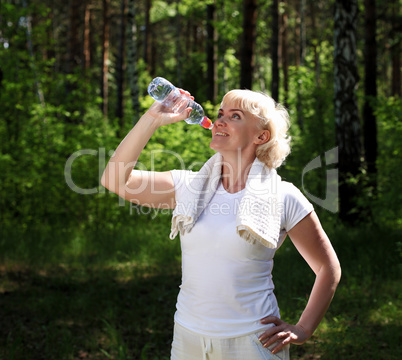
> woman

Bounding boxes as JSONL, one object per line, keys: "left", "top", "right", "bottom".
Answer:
{"left": 101, "top": 88, "right": 341, "bottom": 360}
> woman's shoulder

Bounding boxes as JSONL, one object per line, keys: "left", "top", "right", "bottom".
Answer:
{"left": 279, "top": 181, "right": 306, "bottom": 200}
{"left": 170, "top": 169, "right": 196, "bottom": 188}
{"left": 279, "top": 180, "right": 314, "bottom": 231}
{"left": 279, "top": 180, "right": 314, "bottom": 209}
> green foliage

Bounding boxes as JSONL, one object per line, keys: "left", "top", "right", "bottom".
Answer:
{"left": 150, "top": 0, "right": 177, "bottom": 22}
{"left": 0, "top": 0, "right": 399, "bottom": 247}
{"left": 0, "top": 0, "right": 401, "bottom": 357}
{"left": 372, "top": 96, "right": 402, "bottom": 224}
{"left": 278, "top": 42, "right": 336, "bottom": 223}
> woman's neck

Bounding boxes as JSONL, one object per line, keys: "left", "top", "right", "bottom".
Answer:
{"left": 220, "top": 152, "right": 256, "bottom": 193}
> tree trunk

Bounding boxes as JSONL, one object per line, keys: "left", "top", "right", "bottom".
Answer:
{"left": 295, "top": 0, "right": 300, "bottom": 67}
{"left": 334, "top": 0, "right": 362, "bottom": 223}
{"left": 69, "top": 0, "right": 81, "bottom": 72}
{"left": 218, "top": 1, "right": 228, "bottom": 95}
{"left": 100, "top": 0, "right": 110, "bottom": 118}
{"left": 363, "top": 0, "right": 378, "bottom": 190}
{"left": 299, "top": 0, "right": 306, "bottom": 66}
{"left": 25, "top": 1, "right": 45, "bottom": 107}
{"left": 143, "top": 0, "right": 152, "bottom": 71}
{"left": 22, "top": 0, "right": 44, "bottom": 107}
{"left": 116, "top": 0, "right": 127, "bottom": 136}
{"left": 296, "top": 0, "right": 305, "bottom": 130}
{"left": 271, "top": 0, "right": 279, "bottom": 101}
{"left": 46, "top": 3, "right": 56, "bottom": 62}
{"left": 65, "top": 0, "right": 81, "bottom": 120}
{"left": 240, "top": 0, "right": 257, "bottom": 89}
{"left": 127, "top": 0, "right": 140, "bottom": 124}
{"left": 281, "top": 1, "right": 289, "bottom": 106}
{"left": 391, "top": 0, "right": 401, "bottom": 96}
{"left": 314, "top": 1, "right": 327, "bottom": 153}
{"left": 84, "top": 2, "right": 91, "bottom": 71}
{"left": 206, "top": 1, "right": 218, "bottom": 103}
{"left": 176, "top": 0, "right": 182, "bottom": 87}
{"left": 310, "top": 0, "right": 320, "bottom": 85}
{"left": 150, "top": 26, "right": 156, "bottom": 77}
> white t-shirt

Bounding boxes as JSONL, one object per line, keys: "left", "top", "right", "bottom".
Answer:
{"left": 170, "top": 170, "right": 314, "bottom": 338}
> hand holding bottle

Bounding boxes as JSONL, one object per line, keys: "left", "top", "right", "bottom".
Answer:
{"left": 145, "top": 88, "right": 195, "bottom": 128}
{"left": 148, "top": 77, "right": 213, "bottom": 130}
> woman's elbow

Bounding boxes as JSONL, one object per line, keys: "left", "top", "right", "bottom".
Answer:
{"left": 322, "top": 257, "right": 341, "bottom": 290}
{"left": 100, "top": 171, "right": 116, "bottom": 193}
{"left": 332, "top": 260, "right": 342, "bottom": 287}
{"left": 100, "top": 172, "right": 109, "bottom": 189}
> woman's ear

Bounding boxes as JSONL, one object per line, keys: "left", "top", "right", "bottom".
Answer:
{"left": 255, "top": 130, "right": 271, "bottom": 145}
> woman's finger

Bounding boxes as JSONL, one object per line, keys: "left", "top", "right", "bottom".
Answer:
{"left": 178, "top": 88, "right": 194, "bottom": 100}
{"left": 269, "top": 336, "right": 290, "bottom": 354}
{"left": 260, "top": 316, "right": 282, "bottom": 325}
{"left": 260, "top": 329, "right": 284, "bottom": 346}
{"left": 258, "top": 325, "right": 284, "bottom": 343}
{"left": 167, "top": 108, "right": 193, "bottom": 123}
{"left": 258, "top": 316, "right": 283, "bottom": 342}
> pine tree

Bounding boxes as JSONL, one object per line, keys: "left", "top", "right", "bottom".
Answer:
{"left": 334, "top": 0, "right": 362, "bottom": 222}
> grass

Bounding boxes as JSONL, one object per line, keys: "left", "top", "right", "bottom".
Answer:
{"left": 0, "top": 217, "right": 401, "bottom": 359}
{"left": 0, "top": 263, "right": 179, "bottom": 360}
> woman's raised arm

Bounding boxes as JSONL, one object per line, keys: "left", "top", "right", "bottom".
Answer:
{"left": 101, "top": 99, "right": 192, "bottom": 209}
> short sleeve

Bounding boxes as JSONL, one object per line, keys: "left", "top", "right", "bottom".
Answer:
{"left": 170, "top": 169, "right": 194, "bottom": 204}
{"left": 281, "top": 182, "right": 314, "bottom": 232}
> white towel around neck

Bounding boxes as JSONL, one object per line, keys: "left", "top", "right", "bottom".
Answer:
{"left": 169, "top": 153, "right": 282, "bottom": 249}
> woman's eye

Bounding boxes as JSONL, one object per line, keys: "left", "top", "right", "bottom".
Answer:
{"left": 217, "top": 113, "right": 223, "bottom": 118}
{"left": 232, "top": 113, "right": 240, "bottom": 119}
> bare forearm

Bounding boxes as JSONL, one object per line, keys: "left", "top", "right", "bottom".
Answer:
{"left": 101, "top": 113, "right": 158, "bottom": 190}
{"left": 297, "top": 264, "right": 341, "bottom": 337}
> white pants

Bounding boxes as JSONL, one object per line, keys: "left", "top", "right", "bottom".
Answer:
{"left": 171, "top": 322, "right": 290, "bottom": 360}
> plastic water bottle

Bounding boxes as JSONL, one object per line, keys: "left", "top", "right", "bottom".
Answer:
{"left": 148, "top": 77, "right": 213, "bottom": 130}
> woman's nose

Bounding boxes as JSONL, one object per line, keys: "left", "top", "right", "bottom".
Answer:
{"left": 215, "top": 116, "right": 226, "bottom": 126}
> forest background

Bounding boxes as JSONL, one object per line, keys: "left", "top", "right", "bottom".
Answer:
{"left": 0, "top": 0, "right": 401, "bottom": 359}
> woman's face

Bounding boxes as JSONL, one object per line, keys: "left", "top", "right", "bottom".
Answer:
{"left": 209, "top": 102, "right": 269, "bottom": 156}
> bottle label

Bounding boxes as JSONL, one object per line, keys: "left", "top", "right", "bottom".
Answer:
{"left": 200, "top": 117, "right": 213, "bottom": 129}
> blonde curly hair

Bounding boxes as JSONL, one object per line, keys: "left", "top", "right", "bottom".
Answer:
{"left": 220, "top": 89, "right": 291, "bottom": 169}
